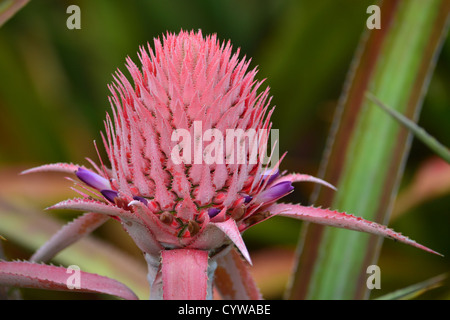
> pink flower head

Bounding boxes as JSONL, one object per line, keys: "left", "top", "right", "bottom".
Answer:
{"left": 16, "top": 30, "right": 441, "bottom": 300}
{"left": 98, "top": 29, "right": 284, "bottom": 255}
{"left": 39, "top": 30, "right": 299, "bottom": 261}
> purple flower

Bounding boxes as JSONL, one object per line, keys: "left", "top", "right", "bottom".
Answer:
{"left": 76, "top": 168, "right": 111, "bottom": 191}
{"left": 255, "top": 181, "right": 294, "bottom": 204}
{"left": 133, "top": 196, "right": 148, "bottom": 206}
{"left": 207, "top": 208, "right": 221, "bottom": 218}
{"left": 101, "top": 189, "right": 119, "bottom": 203}
{"left": 262, "top": 168, "right": 280, "bottom": 185}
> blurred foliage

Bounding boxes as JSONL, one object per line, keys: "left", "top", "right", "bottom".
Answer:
{"left": 0, "top": 0, "right": 448, "bottom": 299}
{"left": 288, "top": 0, "right": 449, "bottom": 300}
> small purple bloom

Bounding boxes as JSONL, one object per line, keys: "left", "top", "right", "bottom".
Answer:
{"left": 133, "top": 196, "right": 148, "bottom": 206}
{"left": 243, "top": 195, "right": 253, "bottom": 203}
{"left": 261, "top": 168, "right": 280, "bottom": 185}
{"left": 208, "top": 208, "right": 221, "bottom": 218}
{"left": 76, "top": 168, "right": 111, "bottom": 191}
{"left": 255, "top": 181, "right": 294, "bottom": 204}
{"left": 101, "top": 189, "right": 119, "bottom": 203}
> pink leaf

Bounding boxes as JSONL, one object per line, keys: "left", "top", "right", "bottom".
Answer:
{"left": 215, "top": 248, "right": 262, "bottom": 300}
{"left": 47, "top": 198, "right": 134, "bottom": 220}
{"left": 184, "top": 221, "right": 228, "bottom": 250}
{"left": 269, "top": 203, "right": 443, "bottom": 256}
{"left": 393, "top": 156, "right": 450, "bottom": 219}
{"left": 120, "top": 218, "right": 163, "bottom": 257}
{"left": 127, "top": 200, "right": 179, "bottom": 247}
{"left": 30, "top": 212, "right": 109, "bottom": 263}
{"left": 20, "top": 163, "right": 83, "bottom": 175}
{"left": 0, "top": 261, "right": 138, "bottom": 300}
{"left": 275, "top": 173, "right": 337, "bottom": 191}
{"left": 161, "top": 249, "right": 209, "bottom": 300}
{"left": 213, "top": 219, "right": 252, "bottom": 265}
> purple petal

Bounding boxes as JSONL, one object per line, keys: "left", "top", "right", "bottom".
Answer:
{"left": 243, "top": 195, "right": 253, "bottom": 203}
{"left": 261, "top": 168, "right": 280, "bottom": 185}
{"left": 101, "top": 189, "right": 119, "bottom": 203}
{"left": 208, "top": 208, "right": 221, "bottom": 218}
{"left": 255, "top": 181, "right": 294, "bottom": 204}
{"left": 133, "top": 196, "right": 148, "bottom": 206}
{"left": 76, "top": 168, "right": 111, "bottom": 191}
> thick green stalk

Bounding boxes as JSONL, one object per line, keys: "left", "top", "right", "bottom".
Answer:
{"left": 286, "top": 0, "right": 449, "bottom": 300}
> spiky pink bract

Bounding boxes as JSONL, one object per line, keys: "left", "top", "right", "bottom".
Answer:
{"left": 90, "top": 29, "right": 284, "bottom": 256}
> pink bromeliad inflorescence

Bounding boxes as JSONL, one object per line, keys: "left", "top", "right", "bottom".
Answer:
{"left": 0, "top": 30, "right": 441, "bottom": 300}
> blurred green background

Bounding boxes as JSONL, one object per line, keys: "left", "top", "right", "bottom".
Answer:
{"left": 0, "top": 0, "right": 449, "bottom": 299}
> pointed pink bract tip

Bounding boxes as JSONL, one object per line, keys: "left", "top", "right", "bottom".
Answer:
{"left": 20, "top": 163, "right": 81, "bottom": 175}
{"left": 270, "top": 203, "right": 444, "bottom": 258}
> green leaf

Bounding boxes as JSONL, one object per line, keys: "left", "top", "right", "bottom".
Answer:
{"left": 375, "top": 274, "right": 446, "bottom": 300}
{"left": 366, "top": 92, "right": 450, "bottom": 163}
{"left": 287, "top": 0, "right": 449, "bottom": 300}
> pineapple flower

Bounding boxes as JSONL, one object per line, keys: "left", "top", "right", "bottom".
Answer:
{"left": 0, "top": 30, "right": 441, "bottom": 300}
